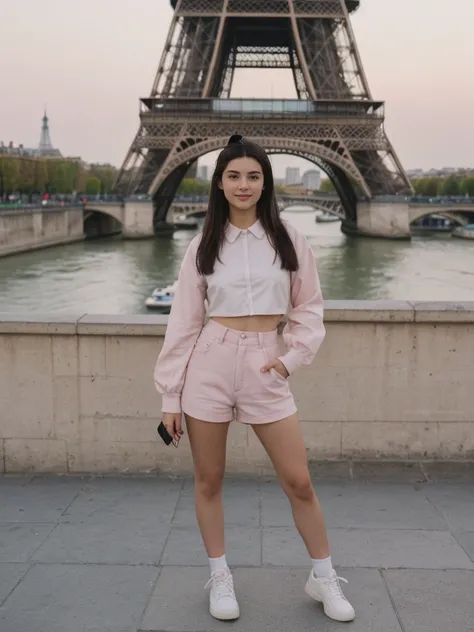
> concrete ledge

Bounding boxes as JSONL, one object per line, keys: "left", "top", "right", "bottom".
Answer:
{"left": 2, "top": 302, "right": 474, "bottom": 335}
{"left": 0, "top": 313, "right": 85, "bottom": 335}
{"left": 412, "top": 302, "right": 474, "bottom": 322}
{"left": 1, "top": 302, "right": 474, "bottom": 473}
{"left": 76, "top": 314, "right": 169, "bottom": 337}
{"left": 324, "top": 300, "right": 415, "bottom": 322}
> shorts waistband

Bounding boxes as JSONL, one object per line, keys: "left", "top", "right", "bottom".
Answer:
{"left": 202, "top": 319, "right": 278, "bottom": 348}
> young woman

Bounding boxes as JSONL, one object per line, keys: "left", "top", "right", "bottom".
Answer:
{"left": 154, "top": 135, "right": 355, "bottom": 623}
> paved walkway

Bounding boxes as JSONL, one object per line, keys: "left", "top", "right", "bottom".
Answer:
{"left": 0, "top": 470, "right": 473, "bottom": 632}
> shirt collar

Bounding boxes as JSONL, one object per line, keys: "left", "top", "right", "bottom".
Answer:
{"left": 224, "top": 219, "right": 265, "bottom": 243}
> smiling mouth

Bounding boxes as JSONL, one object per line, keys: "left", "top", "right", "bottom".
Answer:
{"left": 236, "top": 195, "right": 251, "bottom": 200}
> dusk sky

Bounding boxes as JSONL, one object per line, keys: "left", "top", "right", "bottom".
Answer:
{"left": 1, "top": 0, "right": 473, "bottom": 178}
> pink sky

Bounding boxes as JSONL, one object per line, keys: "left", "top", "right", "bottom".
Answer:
{"left": 1, "top": 0, "right": 473, "bottom": 177}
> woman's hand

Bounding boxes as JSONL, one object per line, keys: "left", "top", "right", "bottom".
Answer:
{"left": 162, "top": 412, "right": 184, "bottom": 444}
{"left": 260, "top": 358, "right": 289, "bottom": 379}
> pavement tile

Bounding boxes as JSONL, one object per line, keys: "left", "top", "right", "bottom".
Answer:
{"left": 351, "top": 462, "right": 426, "bottom": 482}
{"left": 422, "top": 483, "right": 474, "bottom": 532}
{"left": 0, "top": 563, "right": 159, "bottom": 632}
{"left": 263, "top": 527, "right": 474, "bottom": 569}
{"left": 261, "top": 481, "right": 448, "bottom": 529}
{"left": 59, "top": 477, "right": 182, "bottom": 524}
{"left": 452, "top": 531, "right": 474, "bottom": 563}
{"left": 140, "top": 566, "right": 402, "bottom": 632}
{"left": 383, "top": 569, "right": 474, "bottom": 632}
{"left": 160, "top": 526, "right": 261, "bottom": 567}
{"left": 422, "top": 462, "right": 474, "bottom": 483}
{"left": 0, "top": 523, "right": 56, "bottom": 563}
{"left": 0, "top": 476, "right": 87, "bottom": 522}
{"left": 0, "top": 564, "right": 30, "bottom": 605}
{"left": 31, "top": 521, "right": 171, "bottom": 565}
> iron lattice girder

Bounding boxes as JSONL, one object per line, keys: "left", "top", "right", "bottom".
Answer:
{"left": 232, "top": 46, "right": 292, "bottom": 68}
{"left": 298, "top": 18, "right": 369, "bottom": 99}
{"left": 135, "top": 119, "right": 388, "bottom": 152}
{"left": 170, "top": 0, "right": 360, "bottom": 10}
{"left": 176, "top": 0, "right": 347, "bottom": 17}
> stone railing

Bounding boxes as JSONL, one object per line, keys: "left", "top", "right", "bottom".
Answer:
{"left": 1, "top": 302, "right": 473, "bottom": 474}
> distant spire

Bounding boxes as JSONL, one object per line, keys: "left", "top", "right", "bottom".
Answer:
{"left": 38, "top": 109, "right": 61, "bottom": 157}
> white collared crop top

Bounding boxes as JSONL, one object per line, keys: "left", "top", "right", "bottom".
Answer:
{"left": 154, "top": 219, "right": 326, "bottom": 413}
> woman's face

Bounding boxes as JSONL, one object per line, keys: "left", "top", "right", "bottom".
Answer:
{"left": 219, "top": 157, "right": 264, "bottom": 212}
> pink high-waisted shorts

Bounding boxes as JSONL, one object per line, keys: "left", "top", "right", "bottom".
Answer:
{"left": 181, "top": 319, "right": 297, "bottom": 424}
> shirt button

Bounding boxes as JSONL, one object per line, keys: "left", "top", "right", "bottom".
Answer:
{"left": 240, "top": 333, "right": 246, "bottom": 339}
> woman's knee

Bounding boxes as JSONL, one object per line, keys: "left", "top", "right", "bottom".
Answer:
{"left": 283, "top": 473, "right": 314, "bottom": 503}
{"left": 194, "top": 469, "right": 225, "bottom": 500}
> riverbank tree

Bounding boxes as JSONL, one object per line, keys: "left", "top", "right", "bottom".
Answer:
{"left": 0, "top": 155, "right": 118, "bottom": 199}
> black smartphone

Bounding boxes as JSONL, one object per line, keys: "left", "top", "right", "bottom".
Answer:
{"left": 157, "top": 421, "right": 179, "bottom": 447}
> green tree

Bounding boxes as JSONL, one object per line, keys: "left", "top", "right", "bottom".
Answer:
{"left": 34, "top": 160, "right": 48, "bottom": 193}
{"left": 319, "top": 178, "right": 335, "bottom": 193}
{"left": 411, "top": 178, "right": 424, "bottom": 195}
{"left": 19, "top": 158, "right": 36, "bottom": 195}
{"left": 52, "top": 163, "right": 68, "bottom": 194}
{"left": 412, "top": 177, "right": 440, "bottom": 197}
{"left": 460, "top": 176, "right": 474, "bottom": 197}
{"left": 99, "top": 166, "right": 117, "bottom": 194}
{"left": 74, "top": 162, "right": 87, "bottom": 193}
{"left": 88, "top": 163, "right": 118, "bottom": 194}
{"left": 0, "top": 157, "right": 21, "bottom": 194}
{"left": 86, "top": 177, "right": 101, "bottom": 195}
{"left": 178, "top": 178, "right": 210, "bottom": 195}
{"left": 441, "top": 176, "right": 461, "bottom": 196}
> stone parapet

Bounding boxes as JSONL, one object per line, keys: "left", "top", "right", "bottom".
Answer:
{"left": 0, "top": 208, "right": 84, "bottom": 257}
{"left": 1, "top": 301, "right": 473, "bottom": 474}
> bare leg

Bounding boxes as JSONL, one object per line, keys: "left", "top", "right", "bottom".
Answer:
{"left": 252, "top": 414, "right": 329, "bottom": 559}
{"left": 185, "top": 415, "right": 230, "bottom": 559}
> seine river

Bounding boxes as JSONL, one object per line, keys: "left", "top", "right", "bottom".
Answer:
{"left": 0, "top": 210, "right": 473, "bottom": 315}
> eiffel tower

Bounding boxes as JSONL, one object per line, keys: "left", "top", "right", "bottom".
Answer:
{"left": 115, "top": 0, "right": 412, "bottom": 235}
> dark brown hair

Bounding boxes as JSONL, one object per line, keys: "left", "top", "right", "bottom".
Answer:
{"left": 196, "top": 136, "right": 298, "bottom": 275}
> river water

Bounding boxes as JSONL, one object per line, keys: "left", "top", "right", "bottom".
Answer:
{"left": 0, "top": 210, "right": 473, "bottom": 314}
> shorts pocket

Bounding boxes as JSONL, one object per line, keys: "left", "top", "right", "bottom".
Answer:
{"left": 263, "top": 346, "right": 288, "bottom": 382}
{"left": 270, "top": 367, "right": 288, "bottom": 382}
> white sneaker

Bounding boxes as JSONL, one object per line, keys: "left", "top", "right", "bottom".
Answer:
{"left": 205, "top": 568, "right": 240, "bottom": 621}
{"left": 305, "top": 570, "right": 355, "bottom": 622}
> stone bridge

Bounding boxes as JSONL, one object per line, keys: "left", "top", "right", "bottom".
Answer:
{"left": 9, "top": 195, "right": 474, "bottom": 241}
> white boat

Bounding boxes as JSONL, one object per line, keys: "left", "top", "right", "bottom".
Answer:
{"left": 145, "top": 281, "right": 178, "bottom": 311}
{"left": 316, "top": 211, "right": 340, "bottom": 223}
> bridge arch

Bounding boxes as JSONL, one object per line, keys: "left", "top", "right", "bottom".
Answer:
{"left": 279, "top": 201, "right": 343, "bottom": 218}
{"left": 151, "top": 137, "right": 368, "bottom": 225}
{"left": 84, "top": 204, "right": 124, "bottom": 225}
{"left": 408, "top": 207, "right": 471, "bottom": 227}
{"left": 83, "top": 206, "right": 124, "bottom": 238}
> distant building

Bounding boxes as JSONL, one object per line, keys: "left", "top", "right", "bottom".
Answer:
{"left": 0, "top": 141, "right": 33, "bottom": 156}
{"left": 302, "top": 169, "right": 321, "bottom": 191}
{"left": 0, "top": 110, "right": 62, "bottom": 158}
{"left": 197, "top": 165, "right": 209, "bottom": 181}
{"left": 185, "top": 162, "right": 198, "bottom": 179}
{"left": 38, "top": 111, "right": 61, "bottom": 158}
{"left": 285, "top": 167, "right": 300, "bottom": 186}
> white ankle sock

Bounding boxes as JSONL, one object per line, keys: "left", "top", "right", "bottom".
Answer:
{"left": 311, "top": 555, "right": 334, "bottom": 578}
{"left": 209, "top": 554, "right": 228, "bottom": 573}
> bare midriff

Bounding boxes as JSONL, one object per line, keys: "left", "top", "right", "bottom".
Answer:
{"left": 211, "top": 314, "right": 284, "bottom": 333}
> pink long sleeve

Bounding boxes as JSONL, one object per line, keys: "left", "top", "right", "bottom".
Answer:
{"left": 153, "top": 235, "right": 206, "bottom": 413}
{"left": 278, "top": 226, "right": 326, "bottom": 375}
